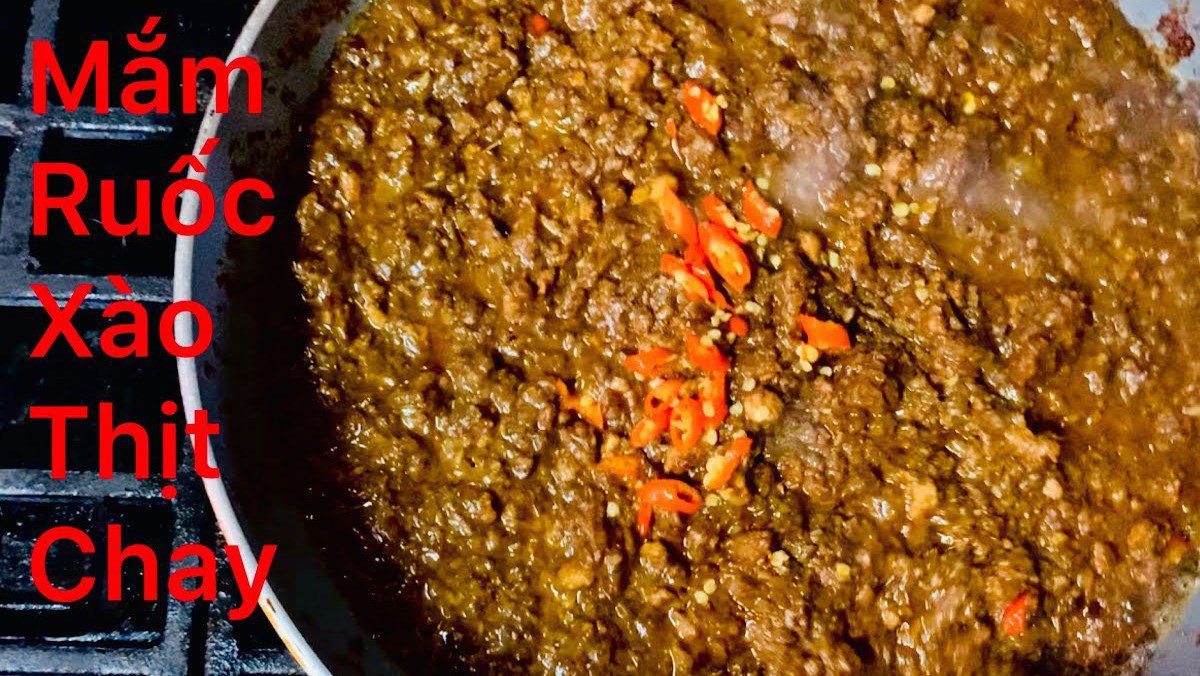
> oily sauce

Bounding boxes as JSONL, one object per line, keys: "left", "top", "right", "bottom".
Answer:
{"left": 296, "top": 0, "right": 1200, "bottom": 672}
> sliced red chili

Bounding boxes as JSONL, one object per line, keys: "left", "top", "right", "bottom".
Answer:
{"left": 728, "top": 315, "right": 749, "bottom": 336}
{"left": 1001, "top": 591, "right": 1032, "bottom": 637}
{"left": 683, "top": 243, "right": 732, "bottom": 310}
{"left": 798, "top": 314, "right": 852, "bottom": 352}
{"left": 637, "top": 478, "right": 704, "bottom": 536}
{"left": 681, "top": 81, "right": 722, "bottom": 136}
{"left": 685, "top": 334, "right": 730, "bottom": 373}
{"left": 629, "top": 417, "right": 667, "bottom": 448}
{"left": 554, "top": 379, "right": 605, "bottom": 429}
{"left": 526, "top": 13, "right": 551, "bottom": 36}
{"left": 644, "top": 379, "right": 685, "bottom": 425}
{"left": 742, "top": 181, "right": 782, "bottom": 238}
{"left": 698, "top": 220, "right": 752, "bottom": 292}
{"left": 650, "top": 177, "right": 698, "bottom": 244}
{"left": 703, "top": 435, "right": 752, "bottom": 490}
{"left": 665, "top": 251, "right": 730, "bottom": 310}
{"left": 683, "top": 240, "right": 706, "bottom": 268}
{"left": 636, "top": 501, "right": 654, "bottom": 537}
{"left": 701, "top": 194, "right": 747, "bottom": 243}
{"left": 596, "top": 454, "right": 641, "bottom": 479}
{"left": 662, "top": 254, "right": 711, "bottom": 304}
{"left": 668, "top": 396, "right": 704, "bottom": 454}
{"left": 638, "top": 479, "right": 703, "bottom": 514}
{"left": 622, "top": 347, "right": 675, "bottom": 378}
{"left": 699, "top": 370, "right": 728, "bottom": 428}
{"left": 578, "top": 395, "right": 604, "bottom": 428}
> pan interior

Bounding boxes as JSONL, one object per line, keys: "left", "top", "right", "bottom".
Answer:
{"left": 185, "top": 0, "right": 1200, "bottom": 673}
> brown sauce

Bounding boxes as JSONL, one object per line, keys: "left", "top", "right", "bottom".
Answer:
{"left": 295, "top": 0, "right": 1200, "bottom": 672}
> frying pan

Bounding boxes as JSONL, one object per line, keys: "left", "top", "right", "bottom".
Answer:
{"left": 173, "top": 1, "right": 1200, "bottom": 673}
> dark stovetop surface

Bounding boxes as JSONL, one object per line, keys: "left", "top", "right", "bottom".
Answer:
{"left": 0, "top": 1, "right": 303, "bottom": 673}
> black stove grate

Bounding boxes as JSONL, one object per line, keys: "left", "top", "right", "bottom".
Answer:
{"left": 0, "top": 0, "right": 303, "bottom": 673}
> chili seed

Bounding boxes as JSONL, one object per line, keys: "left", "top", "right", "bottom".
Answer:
{"left": 962, "top": 92, "right": 978, "bottom": 115}
{"left": 912, "top": 4, "right": 935, "bottom": 25}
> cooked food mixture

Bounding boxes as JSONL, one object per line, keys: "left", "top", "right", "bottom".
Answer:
{"left": 295, "top": 0, "right": 1200, "bottom": 672}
